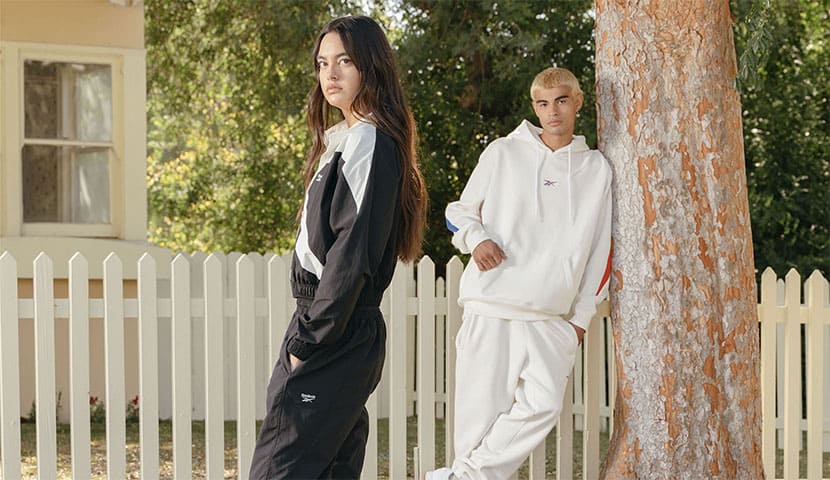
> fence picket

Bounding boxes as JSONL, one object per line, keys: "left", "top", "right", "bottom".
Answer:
{"left": 435, "top": 278, "right": 446, "bottom": 421}
{"left": 69, "top": 253, "right": 91, "bottom": 479}
{"left": 225, "top": 253, "right": 242, "bottom": 421}
{"left": 776, "top": 278, "right": 787, "bottom": 448}
{"left": 528, "top": 442, "right": 545, "bottom": 479}
{"left": 236, "top": 255, "right": 257, "bottom": 478}
{"left": 388, "top": 262, "right": 409, "bottom": 478}
{"left": 557, "top": 375, "right": 575, "bottom": 480}
{"left": 252, "top": 252, "right": 268, "bottom": 421}
{"left": 171, "top": 254, "right": 192, "bottom": 478}
{"left": 378, "top": 285, "right": 392, "bottom": 420}
{"left": 364, "top": 389, "right": 379, "bottom": 480}
{"left": 157, "top": 272, "right": 173, "bottom": 421}
{"left": 0, "top": 253, "right": 21, "bottom": 480}
{"left": 34, "top": 253, "right": 58, "bottom": 479}
{"left": 417, "top": 257, "right": 436, "bottom": 473}
{"left": 204, "top": 254, "right": 225, "bottom": 479}
{"left": 138, "top": 254, "right": 160, "bottom": 479}
{"left": 267, "top": 255, "right": 288, "bottom": 368}
{"left": 104, "top": 253, "right": 127, "bottom": 479}
{"left": 444, "top": 257, "right": 464, "bottom": 465}
{"left": 574, "top": 335, "right": 584, "bottom": 430}
{"left": 783, "top": 269, "right": 802, "bottom": 480}
{"left": 759, "top": 268, "right": 777, "bottom": 476}
{"left": 603, "top": 317, "right": 615, "bottom": 436}
{"left": 806, "top": 271, "right": 826, "bottom": 480}
{"left": 190, "top": 251, "right": 208, "bottom": 421}
{"left": 583, "top": 317, "right": 602, "bottom": 480}
{"left": 407, "top": 269, "right": 417, "bottom": 418}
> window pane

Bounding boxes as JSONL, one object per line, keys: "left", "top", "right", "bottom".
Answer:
{"left": 23, "top": 62, "right": 59, "bottom": 139}
{"left": 24, "top": 60, "right": 112, "bottom": 142}
{"left": 76, "top": 66, "right": 112, "bottom": 142}
{"left": 22, "top": 145, "right": 111, "bottom": 224}
{"left": 21, "top": 145, "right": 60, "bottom": 221}
{"left": 72, "top": 149, "right": 110, "bottom": 223}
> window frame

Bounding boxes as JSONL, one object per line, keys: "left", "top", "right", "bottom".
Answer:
{"left": 2, "top": 42, "right": 126, "bottom": 238}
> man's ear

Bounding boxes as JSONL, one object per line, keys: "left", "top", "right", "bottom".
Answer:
{"left": 575, "top": 93, "right": 584, "bottom": 112}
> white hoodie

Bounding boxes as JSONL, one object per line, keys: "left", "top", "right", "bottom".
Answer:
{"left": 445, "top": 120, "right": 612, "bottom": 331}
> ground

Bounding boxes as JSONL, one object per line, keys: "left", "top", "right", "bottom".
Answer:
{"left": 14, "top": 418, "right": 830, "bottom": 478}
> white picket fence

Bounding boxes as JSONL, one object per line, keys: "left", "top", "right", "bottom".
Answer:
{"left": 0, "top": 251, "right": 827, "bottom": 479}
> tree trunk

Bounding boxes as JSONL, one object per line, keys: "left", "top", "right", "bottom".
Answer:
{"left": 595, "top": 1, "right": 765, "bottom": 478}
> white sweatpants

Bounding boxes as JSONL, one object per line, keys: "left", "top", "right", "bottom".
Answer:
{"left": 451, "top": 311, "right": 579, "bottom": 480}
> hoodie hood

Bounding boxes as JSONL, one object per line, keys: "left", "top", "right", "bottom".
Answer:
{"left": 506, "top": 120, "right": 590, "bottom": 224}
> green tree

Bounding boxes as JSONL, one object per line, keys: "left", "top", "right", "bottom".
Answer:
{"left": 733, "top": 0, "right": 830, "bottom": 276}
{"left": 145, "top": 0, "right": 355, "bottom": 253}
{"left": 144, "top": 1, "right": 828, "bottom": 277}
{"left": 394, "top": 0, "right": 596, "bottom": 265}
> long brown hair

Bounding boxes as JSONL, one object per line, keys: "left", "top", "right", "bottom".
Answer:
{"left": 304, "top": 15, "right": 426, "bottom": 262}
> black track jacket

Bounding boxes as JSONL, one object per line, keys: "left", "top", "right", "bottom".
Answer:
{"left": 287, "top": 119, "right": 402, "bottom": 361}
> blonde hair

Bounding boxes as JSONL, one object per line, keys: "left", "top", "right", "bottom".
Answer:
{"left": 530, "top": 67, "right": 583, "bottom": 98}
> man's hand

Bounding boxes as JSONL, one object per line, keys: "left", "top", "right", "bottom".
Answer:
{"left": 472, "top": 240, "right": 507, "bottom": 271}
{"left": 570, "top": 323, "right": 585, "bottom": 345}
{"left": 289, "top": 354, "right": 303, "bottom": 372}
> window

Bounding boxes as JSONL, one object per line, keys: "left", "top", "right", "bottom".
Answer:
{"left": 2, "top": 42, "right": 142, "bottom": 240}
{"left": 22, "top": 60, "right": 113, "bottom": 224}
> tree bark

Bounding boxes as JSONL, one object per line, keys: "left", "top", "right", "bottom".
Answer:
{"left": 595, "top": 1, "right": 765, "bottom": 478}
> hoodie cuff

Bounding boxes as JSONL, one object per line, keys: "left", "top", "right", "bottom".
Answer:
{"left": 466, "top": 228, "right": 492, "bottom": 255}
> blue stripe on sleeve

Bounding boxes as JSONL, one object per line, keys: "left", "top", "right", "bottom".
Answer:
{"left": 446, "top": 218, "right": 459, "bottom": 233}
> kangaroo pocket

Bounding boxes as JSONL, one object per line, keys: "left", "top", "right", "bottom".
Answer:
{"left": 467, "top": 254, "right": 578, "bottom": 315}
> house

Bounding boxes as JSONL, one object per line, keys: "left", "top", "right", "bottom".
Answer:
{"left": 0, "top": 0, "right": 171, "bottom": 421}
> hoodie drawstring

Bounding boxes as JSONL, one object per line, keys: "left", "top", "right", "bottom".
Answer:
{"left": 537, "top": 141, "right": 575, "bottom": 224}
{"left": 535, "top": 150, "right": 544, "bottom": 220}
{"left": 567, "top": 144, "right": 574, "bottom": 225}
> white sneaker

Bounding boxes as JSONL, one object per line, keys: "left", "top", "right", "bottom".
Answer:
{"left": 425, "top": 467, "right": 455, "bottom": 480}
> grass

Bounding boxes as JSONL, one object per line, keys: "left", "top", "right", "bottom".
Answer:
{"left": 14, "top": 419, "right": 830, "bottom": 479}
{"left": 19, "top": 420, "right": 243, "bottom": 479}
{"left": 372, "top": 417, "right": 610, "bottom": 480}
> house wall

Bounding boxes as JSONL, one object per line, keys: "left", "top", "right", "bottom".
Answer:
{"left": 1, "top": 0, "right": 153, "bottom": 247}
{"left": 0, "top": 1, "right": 144, "bottom": 49}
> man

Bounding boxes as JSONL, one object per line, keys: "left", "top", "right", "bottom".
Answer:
{"left": 427, "top": 67, "right": 612, "bottom": 480}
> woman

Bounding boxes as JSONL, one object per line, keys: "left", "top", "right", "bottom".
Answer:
{"left": 250, "top": 15, "right": 427, "bottom": 479}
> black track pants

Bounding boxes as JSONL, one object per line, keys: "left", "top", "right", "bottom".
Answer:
{"left": 249, "top": 304, "right": 386, "bottom": 479}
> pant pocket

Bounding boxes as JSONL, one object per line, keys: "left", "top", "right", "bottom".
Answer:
{"left": 562, "top": 320, "right": 580, "bottom": 349}
{"left": 454, "top": 313, "right": 477, "bottom": 350}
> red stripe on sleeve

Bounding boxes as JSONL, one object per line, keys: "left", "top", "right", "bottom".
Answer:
{"left": 595, "top": 248, "right": 612, "bottom": 296}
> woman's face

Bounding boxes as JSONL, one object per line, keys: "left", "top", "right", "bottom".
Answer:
{"left": 317, "top": 32, "right": 361, "bottom": 125}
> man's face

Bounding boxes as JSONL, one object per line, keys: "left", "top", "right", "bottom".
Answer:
{"left": 531, "top": 86, "right": 583, "bottom": 138}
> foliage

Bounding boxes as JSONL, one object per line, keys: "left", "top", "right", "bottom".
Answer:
{"left": 89, "top": 395, "right": 106, "bottom": 424}
{"left": 145, "top": 0, "right": 356, "bottom": 254}
{"left": 126, "top": 395, "right": 140, "bottom": 424}
{"left": 733, "top": 0, "right": 830, "bottom": 276}
{"left": 393, "top": 0, "right": 596, "bottom": 265}
{"left": 145, "top": 1, "right": 828, "bottom": 276}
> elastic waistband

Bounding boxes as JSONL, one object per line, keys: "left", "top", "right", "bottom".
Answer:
{"left": 463, "top": 300, "right": 563, "bottom": 322}
{"left": 295, "top": 297, "right": 381, "bottom": 314}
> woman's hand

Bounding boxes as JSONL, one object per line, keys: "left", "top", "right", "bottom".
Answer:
{"left": 289, "top": 354, "right": 303, "bottom": 372}
{"left": 472, "top": 240, "right": 507, "bottom": 271}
